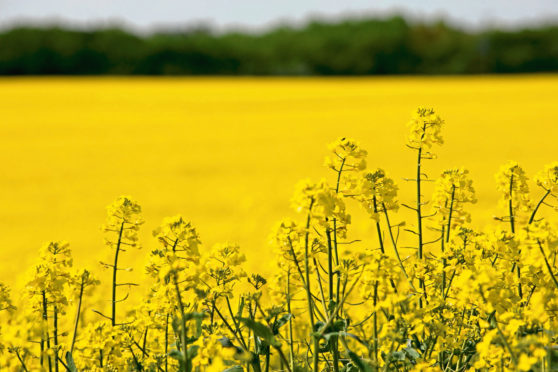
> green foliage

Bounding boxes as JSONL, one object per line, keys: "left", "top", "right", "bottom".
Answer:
{"left": 1, "top": 17, "right": 558, "bottom": 75}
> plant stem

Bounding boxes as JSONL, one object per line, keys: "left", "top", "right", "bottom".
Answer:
{"left": 509, "top": 174, "right": 515, "bottom": 234}
{"left": 71, "top": 275, "right": 86, "bottom": 353}
{"left": 442, "top": 186, "right": 455, "bottom": 296}
{"left": 373, "top": 196, "right": 385, "bottom": 255}
{"left": 173, "top": 274, "right": 189, "bottom": 372}
{"left": 53, "top": 305, "right": 60, "bottom": 372}
{"left": 382, "top": 205, "right": 416, "bottom": 291}
{"left": 416, "top": 141, "right": 425, "bottom": 310}
{"left": 15, "top": 349, "right": 30, "bottom": 372}
{"left": 287, "top": 271, "right": 295, "bottom": 372}
{"left": 303, "top": 200, "right": 319, "bottom": 372}
{"left": 42, "top": 290, "right": 53, "bottom": 372}
{"left": 165, "top": 314, "right": 169, "bottom": 372}
{"left": 537, "top": 239, "right": 558, "bottom": 290}
{"left": 112, "top": 222, "right": 125, "bottom": 326}
{"left": 529, "top": 189, "right": 551, "bottom": 224}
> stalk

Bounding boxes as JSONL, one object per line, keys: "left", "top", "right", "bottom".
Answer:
{"left": 373, "top": 281, "right": 379, "bottom": 366}
{"left": 509, "top": 174, "right": 515, "bottom": 234}
{"left": 71, "top": 275, "right": 86, "bottom": 353}
{"left": 416, "top": 135, "right": 426, "bottom": 309}
{"left": 287, "top": 271, "right": 295, "bottom": 372}
{"left": 417, "top": 145, "right": 424, "bottom": 261}
{"left": 529, "top": 189, "right": 551, "bottom": 224}
{"left": 332, "top": 158, "right": 344, "bottom": 316}
{"left": 165, "top": 314, "right": 169, "bottom": 372}
{"left": 302, "top": 200, "right": 319, "bottom": 371}
{"left": 15, "top": 349, "right": 30, "bottom": 372}
{"left": 173, "top": 274, "right": 189, "bottom": 372}
{"left": 537, "top": 240, "right": 558, "bottom": 290}
{"left": 53, "top": 305, "right": 60, "bottom": 372}
{"left": 442, "top": 185, "right": 456, "bottom": 296}
{"left": 111, "top": 222, "right": 125, "bottom": 326}
{"left": 507, "top": 174, "right": 523, "bottom": 299}
{"left": 382, "top": 204, "right": 415, "bottom": 291}
{"left": 42, "top": 290, "right": 53, "bottom": 372}
{"left": 373, "top": 196, "right": 385, "bottom": 255}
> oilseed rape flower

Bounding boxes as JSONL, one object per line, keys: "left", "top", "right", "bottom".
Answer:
{"left": 407, "top": 107, "right": 444, "bottom": 154}
{"left": 534, "top": 161, "right": 558, "bottom": 193}
{"left": 358, "top": 168, "right": 399, "bottom": 221}
{"left": 325, "top": 137, "right": 368, "bottom": 193}
{"left": 495, "top": 161, "right": 531, "bottom": 230}
{"left": 3, "top": 107, "right": 558, "bottom": 371}
{"left": 324, "top": 137, "right": 367, "bottom": 173}
{"left": 432, "top": 168, "right": 477, "bottom": 228}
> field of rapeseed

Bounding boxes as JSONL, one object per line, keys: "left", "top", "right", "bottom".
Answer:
{"left": 1, "top": 77, "right": 558, "bottom": 371}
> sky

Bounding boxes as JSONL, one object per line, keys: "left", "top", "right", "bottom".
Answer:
{"left": 1, "top": 0, "right": 557, "bottom": 32}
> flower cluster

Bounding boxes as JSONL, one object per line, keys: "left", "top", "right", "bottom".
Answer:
{"left": 2, "top": 107, "right": 558, "bottom": 372}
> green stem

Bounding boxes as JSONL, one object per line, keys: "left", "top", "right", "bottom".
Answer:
{"left": 417, "top": 143, "right": 425, "bottom": 310}
{"left": 442, "top": 186, "right": 455, "bottom": 297}
{"left": 446, "top": 185, "right": 456, "bottom": 242}
{"left": 417, "top": 145, "right": 424, "bottom": 260}
{"left": 111, "top": 222, "right": 125, "bottom": 326}
{"left": 15, "top": 349, "right": 30, "bottom": 372}
{"left": 225, "top": 296, "right": 248, "bottom": 347}
{"left": 373, "top": 196, "right": 385, "bottom": 254}
{"left": 53, "top": 305, "right": 60, "bottom": 372}
{"left": 382, "top": 205, "right": 416, "bottom": 291}
{"left": 71, "top": 275, "right": 86, "bottom": 353}
{"left": 509, "top": 173, "right": 515, "bottom": 233}
{"left": 538, "top": 239, "right": 558, "bottom": 290}
{"left": 173, "top": 274, "right": 189, "bottom": 372}
{"left": 42, "top": 290, "right": 53, "bottom": 372}
{"left": 373, "top": 281, "right": 379, "bottom": 366}
{"left": 165, "top": 314, "right": 169, "bottom": 372}
{"left": 303, "top": 200, "right": 319, "bottom": 372}
{"left": 287, "top": 271, "right": 296, "bottom": 372}
{"left": 529, "top": 189, "right": 551, "bottom": 224}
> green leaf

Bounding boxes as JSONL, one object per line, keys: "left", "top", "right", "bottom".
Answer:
{"left": 272, "top": 313, "right": 292, "bottom": 334}
{"left": 403, "top": 347, "right": 421, "bottom": 360}
{"left": 168, "top": 349, "right": 185, "bottom": 362}
{"left": 346, "top": 350, "right": 373, "bottom": 372}
{"left": 223, "top": 366, "right": 244, "bottom": 372}
{"left": 236, "top": 297, "right": 245, "bottom": 319}
{"left": 322, "top": 331, "right": 370, "bottom": 349}
{"left": 187, "top": 344, "right": 200, "bottom": 360}
{"left": 389, "top": 351, "right": 406, "bottom": 362}
{"left": 183, "top": 312, "right": 206, "bottom": 322}
{"left": 65, "top": 351, "right": 78, "bottom": 372}
{"left": 238, "top": 317, "right": 281, "bottom": 347}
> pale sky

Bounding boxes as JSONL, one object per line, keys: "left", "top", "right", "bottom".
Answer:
{"left": 1, "top": 0, "right": 557, "bottom": 32}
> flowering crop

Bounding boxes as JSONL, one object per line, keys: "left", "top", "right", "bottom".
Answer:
{"left": 2, "top": 107, "right": 558, "bottom": 371}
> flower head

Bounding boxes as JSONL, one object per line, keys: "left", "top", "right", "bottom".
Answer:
{"left": 407, "top": 107, "right": 444, "bottom": 153}
{"left": 432, "top": 168, "right": 477, "bottom": 227}
{"left": 534, "top": 162, "right": 558, "bottom": 193}
{"left": 495, "top": 161, "right": 531, "bottom": 219}
{"left": 358, "top": 168, "right": 399, "bottom": 221}
{"left": 325, "top": 137, "right": 367, "bottom": 172}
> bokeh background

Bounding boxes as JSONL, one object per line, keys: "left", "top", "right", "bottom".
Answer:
{"left": 1, "top": 1, "right": 558, "bottom": 290}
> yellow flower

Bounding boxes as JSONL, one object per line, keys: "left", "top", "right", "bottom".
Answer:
{"left": 324, "top": 137, "right": 367, "bottom": 173}
{"left": 432, "top": 168, "right": 476, "bottom": 227}
{"left": 358, "top": 168, "right": 399, "bottom": 221}
{"left": 534, "top": 161, "right": 558, "bottom": 193}
{"left": 495, "top": 161, "right": 531, "bottom": 219}
{"left": 103, "top": 195, "right": 143, "bottom": 249}
{"left": 407, "top": 107, "right": 444, "bottom": 153}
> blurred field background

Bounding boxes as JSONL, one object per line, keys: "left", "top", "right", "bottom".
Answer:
{"left": 2, "top": 75, "right": 558, "bottom": 288}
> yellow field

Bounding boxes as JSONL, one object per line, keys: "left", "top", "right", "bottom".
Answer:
{"left": 1, "top": 75, "right": 558, "bottom": 287}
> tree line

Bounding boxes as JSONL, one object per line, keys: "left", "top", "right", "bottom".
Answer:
{"left": 1, "top": 16, "right": 557, "bottom": 75}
